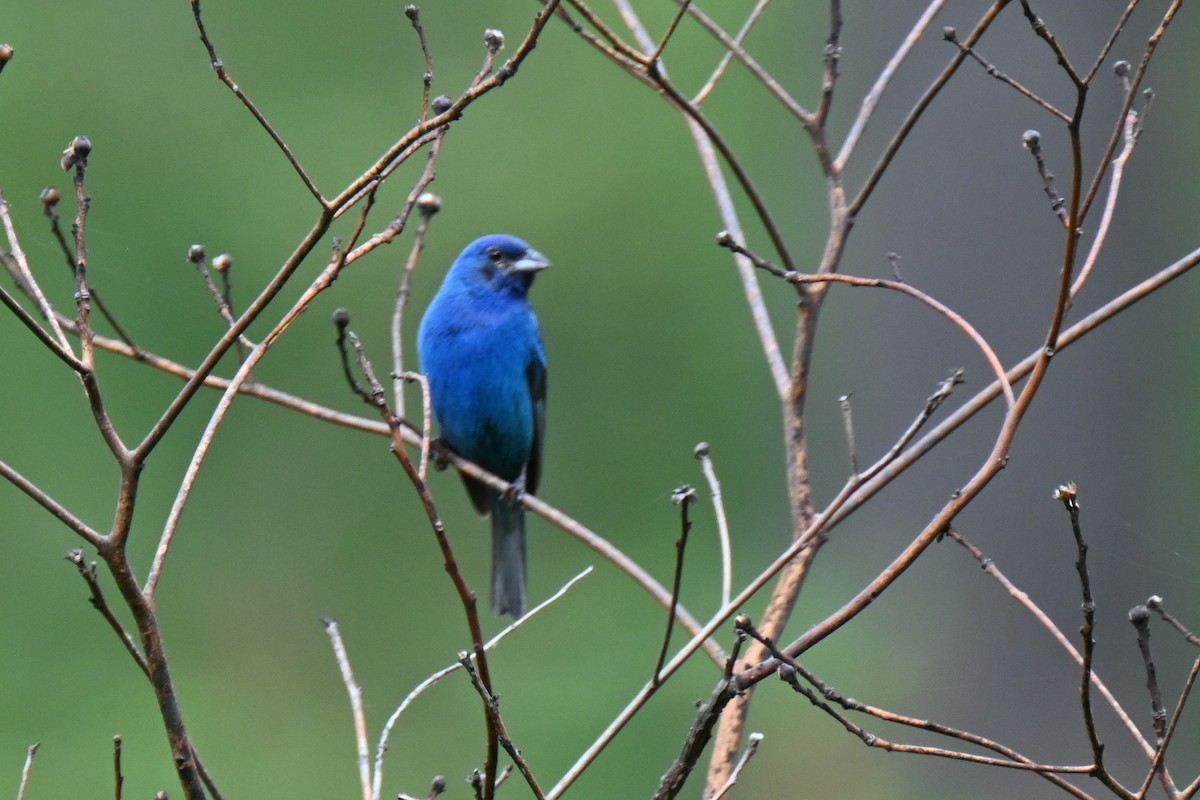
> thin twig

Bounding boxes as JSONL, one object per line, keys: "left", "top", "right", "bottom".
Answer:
{"left": 392, "top": 191, "right": 440, "bottom": 417}
{"left": 0, "top": 281, "right": 86, "bottom": 372}
{"left": 191, "top": 0, "right": 325, "bottom": 203}
{"left": 691, "top": 0, "right": 770, "bottom": 105}
{"left": 656, "top": 485, "right": 697, "bottom": 685}
{"left": 719, "top": 234, "right": 1015, "bottom": 409}
{"left": 1137, "top": 651, "right": 1200, "bottom": 799}
{"left": 1079, "top": 0, "right": 1180, "bottom": 223}
{"left": 0, "top": 190, "right": 72, "bottom": 350}
{"left": 1071, "top": 109, "right": 1139, "bottom": 299}
{"left": 680, "top": 1, "right": 807, "bottom": 121}
{"left": 1022, "top": 130, "right": 1069, "bottom": 227}
{"left": 646, "top": 0, "right": 691, "bottom": 65}
{"left": 459, "top": 655, "right": 547, "bottom": 800}
{"left": 851, "top": 0, "right": 1009, "bottom": 218}
{"left": 1083, "top": 1, "right": 1141, "bottom": 84}
{"left": 814, "top": 0, "right": 842, "bottom": 128}
{"left": 1146, "top": 596, "right": 1200, "bottom": 647}
{"left": 404, "top": 5, "right": 434, "bottom": 121}
{"left": 113, "top": 735, "right": 124, "bottom": 800}
{"left": 16, "top": 743, "right": 38, "bottom": 800}
{"left": 837, "top": 0, "right": 949, "bottom": 169}
{"left": 1055, "top": 483, "right": 1133, "bottom": 799}
{"left": 694, "top": 443, "right": 732, "bottom": 608}
{"left": 372, "top": 568, "right": 592, "bottom": 800}
{"left": 41, "top": 186, "right": 137, "bottom": 350}
{"left": 186, "top": 245, "right": 255, "bottom": 349}
{"left": 707, "top": 733, "right": 763, "bottom": 800}
{"left": 777, "top": 663, "right": 1095, "bottom": 776}
{"left": 66, "top": 550, "right": 151, "bottom": 680}
{"left": 830, "top": 245, "right": 1200, "bottom": 534}
{"left": 838, "top": 394, "right": 858, "bottom": 477}
{"left": 1128, "top": 605, "right": 1166, "bottom": 742}
{"left": 945, "top": 530, "right": 1154, "bottom": 758}
{"left": 324, "top": 620, "right": 372, "bottom": 800}
{"left": 1018, "top": 0, "right": 1081, "bottom": 88}
{"left": 944, "top": 27, "right": 1068, "bottom": 121}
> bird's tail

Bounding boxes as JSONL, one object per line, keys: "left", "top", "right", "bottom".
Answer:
{"left": 490, "top": 498, "right": 527, "bottom": 618}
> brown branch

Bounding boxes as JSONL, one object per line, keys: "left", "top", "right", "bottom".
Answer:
{"left": 944, "top": 26, "right": 1068, "bottom": 122}
{"left": 459, "top": 654, "right": 547, "bottom": 800}
{"left": 655, "top": 485, "right": 697, "bottom": 685}
{"left": 946, "top": 529, "right": 1154, "bottom": 758}
{"left": 850, "top": 0, "right": 1009, "bottom": 218}
{"left": 190, "top": 0, "right": 325, "bottom": 203}
{"left": 0, "top": 460, "right": 104, "bottom": 548}
{"left": 1080, "top": 0, "right": 1181, "bottom": 222}
{"left": 66, "top": 549, "right": 150, "bottom": 680}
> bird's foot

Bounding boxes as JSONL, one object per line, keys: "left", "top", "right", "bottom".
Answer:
{"left": 502, "top": 472, "right": 527, "bottom": 508}
{"left": 430, "top": 437, "right": 451, "bottom": 471}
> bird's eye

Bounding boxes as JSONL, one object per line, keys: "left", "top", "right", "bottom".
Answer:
{"left": 485, "top": 246, "right": 504, "bottom": 263}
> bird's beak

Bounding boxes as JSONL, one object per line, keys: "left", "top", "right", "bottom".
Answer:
{"left": 512, "top": 248, "right": 550, "bottom": 273}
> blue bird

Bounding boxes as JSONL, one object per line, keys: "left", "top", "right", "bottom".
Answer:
{"left": 417, "top": 234, "right": 549, "bottom": 618}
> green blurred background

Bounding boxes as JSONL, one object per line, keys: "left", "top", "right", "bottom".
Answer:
{"left": 3, "top": 1, "right": 1199, "bottom": 797}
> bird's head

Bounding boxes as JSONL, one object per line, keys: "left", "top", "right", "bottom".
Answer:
{"left": 445, "top": 234, "right": 550, "bottom": 298}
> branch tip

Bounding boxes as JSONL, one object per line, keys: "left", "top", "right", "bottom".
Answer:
{"left": 671, "top": 483, "right": 697, "bottom": 506}
{"left": 39, "top": 186, "right": 60, "bottom": 210}
{"left": 417, "top": 192, "right": 442, "bottom": 217}
{"left": 61, "top": 135, "right": 92, "bottom": 171}
{"left": 1052, "top": 481, "right": 1078, "bottom": 505}
{"left": 484, "top": 28, "right": 506, "bottom": 53}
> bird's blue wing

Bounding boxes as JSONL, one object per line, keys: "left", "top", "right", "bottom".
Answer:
{"left": 525, "top": 332, "right": 546, "bottom": 496}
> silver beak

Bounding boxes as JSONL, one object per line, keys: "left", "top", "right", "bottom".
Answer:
{"left": 512, "top": 248, "right": 551, "bottom": 272}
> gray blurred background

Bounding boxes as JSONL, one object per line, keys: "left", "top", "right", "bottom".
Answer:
{"left": 2, "top": 1, "right": 1198, "bottom": 797}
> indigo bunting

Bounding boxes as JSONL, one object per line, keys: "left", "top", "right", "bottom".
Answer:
{"left": 417, "top": 234, "right": 549, "bottom": 618}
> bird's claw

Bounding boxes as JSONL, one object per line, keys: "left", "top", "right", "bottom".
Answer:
{"left": 502, "top": 472, "right": 527, "bottom": 508}
{"left": 430, "top": 437, "right": 451, "bottom": 471}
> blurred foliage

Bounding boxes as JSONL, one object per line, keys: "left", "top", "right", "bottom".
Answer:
{"left": 3, "top": 2, "right": 1200, "bottom": 798}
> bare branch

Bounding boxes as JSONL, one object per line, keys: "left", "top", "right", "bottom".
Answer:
{"left": 190, "top": 0, "right": 325, "bottom": 203}
{"left": 16, "top": 743, "right": 38, "bottom": 800}
{"left": 694, "top": 443, "right": 731, "bottom": 608}
{"left": 655, "top": 485, "right": 697, "bottom": 685}
{"left": 324, "top": 619, "right": 372, "bottom": 800}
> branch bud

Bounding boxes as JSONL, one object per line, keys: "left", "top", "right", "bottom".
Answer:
{"left": 39, "top": 186, "right": 61, "bottom": 210}
{"left": 61, "top": 135, "right": 92, "bottom": 171}
{"left": 484, "top": 28, "right": 505, "bottom": 53}
{"left": 417, "top": 192, "right": 442, "bottom": 217}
